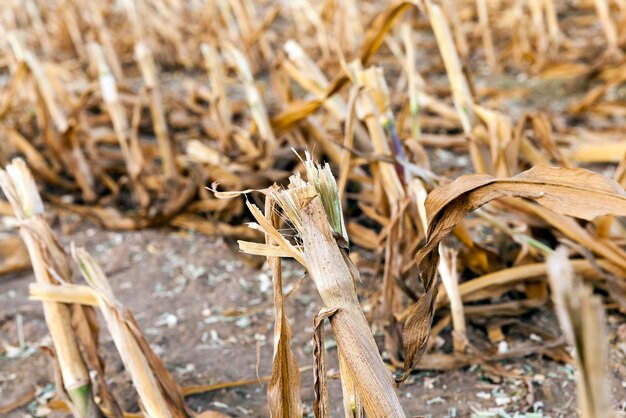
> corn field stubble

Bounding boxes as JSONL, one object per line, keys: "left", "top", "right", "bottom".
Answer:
{"left": 2, "top": 0, "right": 626, "bottom": 417}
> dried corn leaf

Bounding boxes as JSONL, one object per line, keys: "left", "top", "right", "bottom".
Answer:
{"left": 0, "top": 388, "right": 36, "bottom": 415}
{"left": 265, "top": 191, "right": 302, "bottom": 418}
{"left": 312, "top": 307, "right": 339, "bottom": 418}
{"left": 0, "top": 234, "right": 30, "bottom": 275}
{"left": 400, "top": 165, "right": 626, "bottom": 382}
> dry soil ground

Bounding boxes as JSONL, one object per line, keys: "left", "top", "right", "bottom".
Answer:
{"left": 2, "top": 215, "right": 626, "bottom": 417}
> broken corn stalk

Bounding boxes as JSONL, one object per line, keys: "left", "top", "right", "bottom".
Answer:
{"left": 90, "top": 42, "right": 149, "bottom": 208}
{"left": 239, "top": 154, "right": 405, "bottom": 417}
{"left": 201, "top": 43, "right": 232, "bottom": 149}
{"left": 226, "top": 43, "right": 277, "bottom": 149}
{"left": 0, "top": 158, "right": 96, "bottom": 417}
{"left": 353, "top": 65, "right": 406, "bottom": 205}
{"left": 31, "top": 246, "right": 190, "bottom": 418}
{"left": 136, "top": 41, "right": 177, "bottom": 180}
{"left": 72, "top": 247, "right": 183, "bottom": 418}
{"left": 437, "top": 244, "right": 466, "bottom": 353}
{"left": 547, "top": 247, "right": 615, "bottom": 418}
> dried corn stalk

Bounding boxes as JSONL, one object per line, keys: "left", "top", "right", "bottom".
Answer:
{"left": 90, "top": 42, "right": 149, "bottom": 208}
{"left": 426, "top": 3, "right": 489, "bottom": 174}
{"left": 543, "top": 0, "right": 561, "bottom": 47}
{"left": 441, "top": 0, "right": 469, "bottom": 60}
{"left": 0, "top": 233, "right": 30, "bottom": 275}
{"left": 0, "top": 159, "right": 97, "bottom": 417}
{"left": 6, "top": 34, "right": 95, "bottom": 201}
{"left": 593, "top": 0, "right": 619, "bottom": 55}
{"left": 427, "top": 3, "right": 474, "bottom": 128}
{"left": 400, "top": 24, "right": 422, "bottom": 142}
{"left": 476, "top": 0, "right": 496, "bottom": 71}
{"left": 201, "top": 43, "right": 232, "bottom": 150}
{"left": 71, "top": 248, "right": 189, "bottom": 418}
{"left": 354, "top": 66, "right": 406, "bottom": 205}
{"left": 86, "top": 2, "right": 123, "bottom": 80}
{"left": 136, "top": 42, "right": 177, "bottom": 180}
{"left": 547, "top": 247, "right": 615, "bottom": 418}
{"left": 437, "top": 245, "right": 465, "bottom": 353}
{"left": 239, "top": 154, "right": 405, "bottom": 417}
{"left": 32, "top": 247, "right": 191, "bottom": 418}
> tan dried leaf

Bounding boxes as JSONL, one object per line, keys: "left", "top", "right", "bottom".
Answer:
{"left": 400, "top": 165, "right": 626, "bottom": 382}
{"left": 265, "top": 192, "right": 303, "bottom": 418}
{"left": 312, "top": 308, "right": 339, "bottom": 418}
{"left": 0, "top": 234, "right": 30, "bottom": 275}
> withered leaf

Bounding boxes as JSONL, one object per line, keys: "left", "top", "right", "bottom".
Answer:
{"left": 0, "top": 234, "right": 30, "bottom": 275}
{"left": 312, "top": 307, "right": 339, "bottom": 418}
{"left": 400, "top": 166, "right": 626, "bottom": 383}
{"left": 0, "top": 388, "right": 36, "bottom": 415}
{"left": 265, "top": 192, "right": 303, "bottom": 418}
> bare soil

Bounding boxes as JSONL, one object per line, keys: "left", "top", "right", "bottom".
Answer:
{"left": 2, "top": 216, "right": 626, "bottom": 417}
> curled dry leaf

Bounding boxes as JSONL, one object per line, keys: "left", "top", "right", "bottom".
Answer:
{"left": 400, "top": 165, "right": 626, "bottom": 382}
{"left": 312, "top": 307, "right": 339, "bottom": 418}
{"left": 265, "top": 191, "right": 303, "bottom": 418}
{"left": 208, "top": 182, "right": 257, "bottom": 199}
